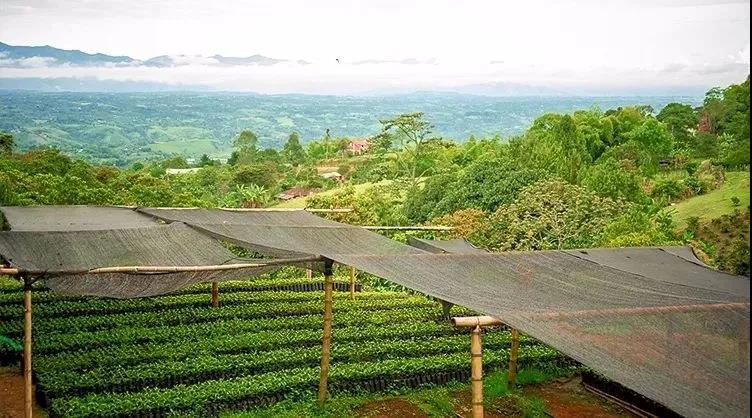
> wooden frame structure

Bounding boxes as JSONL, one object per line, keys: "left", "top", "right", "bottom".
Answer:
{"left": 452, "top": 316, "right": 518, "bottom": 418}
{"left": 2, "top": 255, "right": 323, "bottom": 418}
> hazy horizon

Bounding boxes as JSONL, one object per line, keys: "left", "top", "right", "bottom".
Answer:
{"left": 1, "top": 0, "right": 749, "bottom": 95}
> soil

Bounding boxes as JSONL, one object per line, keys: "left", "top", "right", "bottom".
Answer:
{"left": 524, "top": 376, "right": 638, "bottom": 418}
{"left": 355, "top": 398, "right": 430, "bottom": 417}
{"left": 0, "top": 367, "right": 47, "bottom": 418}
{"left": 353, "top": 376, "right": 638, "bottom": 418}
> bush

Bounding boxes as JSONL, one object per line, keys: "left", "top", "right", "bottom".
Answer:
{"left": 478, "top": 180, "right": 624, "bottom": 251}
{"left": 233, "top": 164, "right": 278, "bottom": 189}
{"left": 581, "top": 158, "right": 645, "bottom": 203}
{"left": 650, "top": 178, "right": 686, "bottom": 202}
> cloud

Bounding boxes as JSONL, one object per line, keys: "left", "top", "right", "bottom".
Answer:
{"left": 0, "top": 55, "right": 57, "bottom": 68}
{"left": 351, "top": 58, "right": 437, "bottom": 65}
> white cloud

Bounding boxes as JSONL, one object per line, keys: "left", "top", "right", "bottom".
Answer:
{"left": 0, "top": 0, "right": 749, "bottom": 93}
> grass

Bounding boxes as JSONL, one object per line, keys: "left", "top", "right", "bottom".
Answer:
{"left": 225, "top": 366, "right": 574, "bottom": 417}
{"left": 672, "top": 170, "right": 750, "bottom": 228}
{"left": 273, "top": 180, "right": 392, "bottom": 209}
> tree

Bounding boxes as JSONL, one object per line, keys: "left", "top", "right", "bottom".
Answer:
{"left": 518, "top": 114, "right": 590, "bottom": 183}
{"left": 478, "top": 179, "right": 624, "bottom": 251}
{"left": 233, "top": 130, "right": 259, "bottom": 154}
{"left": 198, "top": 154, "right": 215, "bottom": 167}
{"left": 581, "top": 158, "right": 645, "bottom": 203}
{"left": 232, "top": 163, "right": 277, "bottom": 189}
{"left": 282, "top": 132, "right": 306, "bottom": 166}
{"left": 657, "top": 103, "right": 698, "bottom": 148}
{"left": 160, "top": 156, "right": 189, "bottom": 169}
{"left": 0, "top": 132, "right": 14, "bottom": 154}
{"left": 373, "top": 112, "right": 437, "bottom": 187}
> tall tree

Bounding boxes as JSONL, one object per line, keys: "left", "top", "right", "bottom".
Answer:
{"left": 657, "top": 103, "right": 698, "bottom": 148}
{"left": 373, "top": 112, "right": 437, "bottom": 187}
{"left": 232, "top": 130, "right": 258, "bottom": 155}
{"left": 0, "top": 132, "right": 14, "bottom": 154}
{"left": 282, "top": 132, "right": 306, "bottom": 166}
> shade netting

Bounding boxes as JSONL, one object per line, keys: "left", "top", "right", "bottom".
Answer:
{"left": 0, "top": 206, "right": 749, "bottom": 416}
{"left": 407, "top": 236, "right": 487, "bottom": 254}
{"left": 1, "top": 205, "right": 156, "bottom": 231}
{"left": 0, "top": 212, "right": 278, "bottom": 297}
{"left": 141, "top": 208, "right": 750, "bottom": 417}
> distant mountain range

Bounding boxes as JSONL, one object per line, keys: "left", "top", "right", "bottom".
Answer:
{"left": 0, "top": 41, "right": 711, "bottom": 96}
{"left": 0, "top": 41, "right": 305, "bottom": 68}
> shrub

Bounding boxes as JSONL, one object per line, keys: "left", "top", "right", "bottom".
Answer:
{"left": 479, "top": 180, "right": 624, "bottom": 251}
{"left": 650, "top": 178, "right": 686, "bottom": 202}
{"left": 581, "top": 158, "right": 645, "bottom": 203}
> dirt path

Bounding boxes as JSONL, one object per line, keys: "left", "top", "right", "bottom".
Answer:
{"left": 0, "top": 367, "right": 47, "bottom": 418}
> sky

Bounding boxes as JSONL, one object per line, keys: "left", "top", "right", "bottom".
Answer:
{"left": 0, "top": 0, "right": 750, "bottom": 95}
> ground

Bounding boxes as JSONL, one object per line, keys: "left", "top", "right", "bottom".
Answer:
{"left": 672, "top": 170, "right": 750, "bottom": 228}
{"left": 0, "top": 367, "right": 47, "bottom": 418}
{"left": 0, "top": 365, "right": 634, "bottom": 418}
{"left": 228, "top": 372, "right": 636, "bottom": 418}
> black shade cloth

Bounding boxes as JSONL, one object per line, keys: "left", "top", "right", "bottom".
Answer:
{"left": 407, "top": 236, "right": 488, "bottom": 254}
{"left": 1, "top": 205, "right": 156, "bottom": 231}
{"left": 0, "top": 221, "right": 275, "bottom": 298}
{"left": 0, "top": 206, "right": 749, "bottom": 416}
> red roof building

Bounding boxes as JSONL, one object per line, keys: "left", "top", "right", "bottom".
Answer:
{"left": 349, "top": 139, "right": 371, "bottom": 155}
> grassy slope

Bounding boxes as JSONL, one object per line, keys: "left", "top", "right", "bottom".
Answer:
{"left": 273, "top": 181, "right": 389, "bottom": 209}
{"left": 672, "top": 171, "right": 750, "bottom": 228}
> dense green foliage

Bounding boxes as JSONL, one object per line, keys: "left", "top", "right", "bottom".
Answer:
{"left": 0, "top": 275, "right": 564, "bottom": 417}
{"left": 0, "top": 92, "right": 698, "bottom": 165}
{"left": 1, "top": 78, "right": 748, "bottom": 274}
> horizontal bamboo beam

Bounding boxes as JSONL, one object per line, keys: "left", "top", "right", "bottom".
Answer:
{"left": 0, "top": 255, "right": 323, "bottom": 277}
{"left": 452, "top": 315, "right": 504, "bottom": 328}
{"left": 145, "top": 207, "right": 353, "bottom": 213}
{"left": 361, "top": 225, "right": 454, "bottom": 231}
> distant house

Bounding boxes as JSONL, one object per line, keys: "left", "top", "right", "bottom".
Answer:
{"left": 166, "top": 168, "right": 201, "bottom": 175}
{"left": 277, "top": 187, "right": 320, "bottom": 201}
{"left": 349, "top": 138, "right": 371, "bottom": 155}
{"left": 321, "top": 172, "right": 345, "bottom": 182}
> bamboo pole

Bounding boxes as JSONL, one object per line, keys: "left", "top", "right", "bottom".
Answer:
{"left": 211, "top": 281, "right": 219, "bottom": 308}
{"left": 360, "top": 225, "right": 454, "bottom": 231}
{"left": 0, "top": 255, "right": 324, "bottom": 276}
{"left": 318, "top": 259, "right": 334, "bottom": 405}
{"left": 23, "top": 278, "right": 33, "bottom": 418}
{"left": 147, "top": 207, "right": 353, "bottom": 213}
{"left": 306, "top": 269, "right": 312, "bottom": 279}
{"left": 349, "top": 266, "right": 356, "bottom": 300}
{"left": 451, "top": 316, "right": 504, "bottom": 328}
{"left": 508, "top": 328, "right": 520, "bottom": 389}
{"left": 471, "top": 325, "right": 484, "bottom": 418}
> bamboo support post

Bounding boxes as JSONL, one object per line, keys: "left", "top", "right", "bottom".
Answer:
{"left": 211, "top": 281, "right": 219, "bottom": 308}
{"left": 349, "top": 266, "right": 356, "bottom": 300}
{"left": 318, "top": 259, "right": 334, "bottom": 405}
{"left": 508, "top": 328, "right": 520, "bottom": 389}
{"left": 306, "top": 269, "right": 312, "bottom": 279}
{"left": 23, "top": 278, "right": 33, "bottom": 418}
{"left": 471, "top": 325, "right": 484, "bottom": 418}
{"left": 451, "top": 316, "right": 504, "bottom": 328}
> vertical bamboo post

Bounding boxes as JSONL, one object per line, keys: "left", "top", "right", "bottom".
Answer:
{"left": 507, "top": 328, "right": 520, "bottom": 389}
{"left": 306, "top": 269, "right": 312, "bottom": 279}
{"left": 349, "top": 266, "right": 356, "bottom": 300}
{"left": 318, "top": 259, "right": 334, "bottom": 405}
{"left": 23, "top": 278, "right": 33, "bottom": 418}
{"left": 471, "top": 325, "right": 484, "bottom": 418}
{"left": 211, "top": 281, "right": 219, "bottom": 308}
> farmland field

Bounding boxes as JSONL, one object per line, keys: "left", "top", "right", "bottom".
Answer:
{"left": 0, "top": 272, "right": 566, "bottom": 417}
